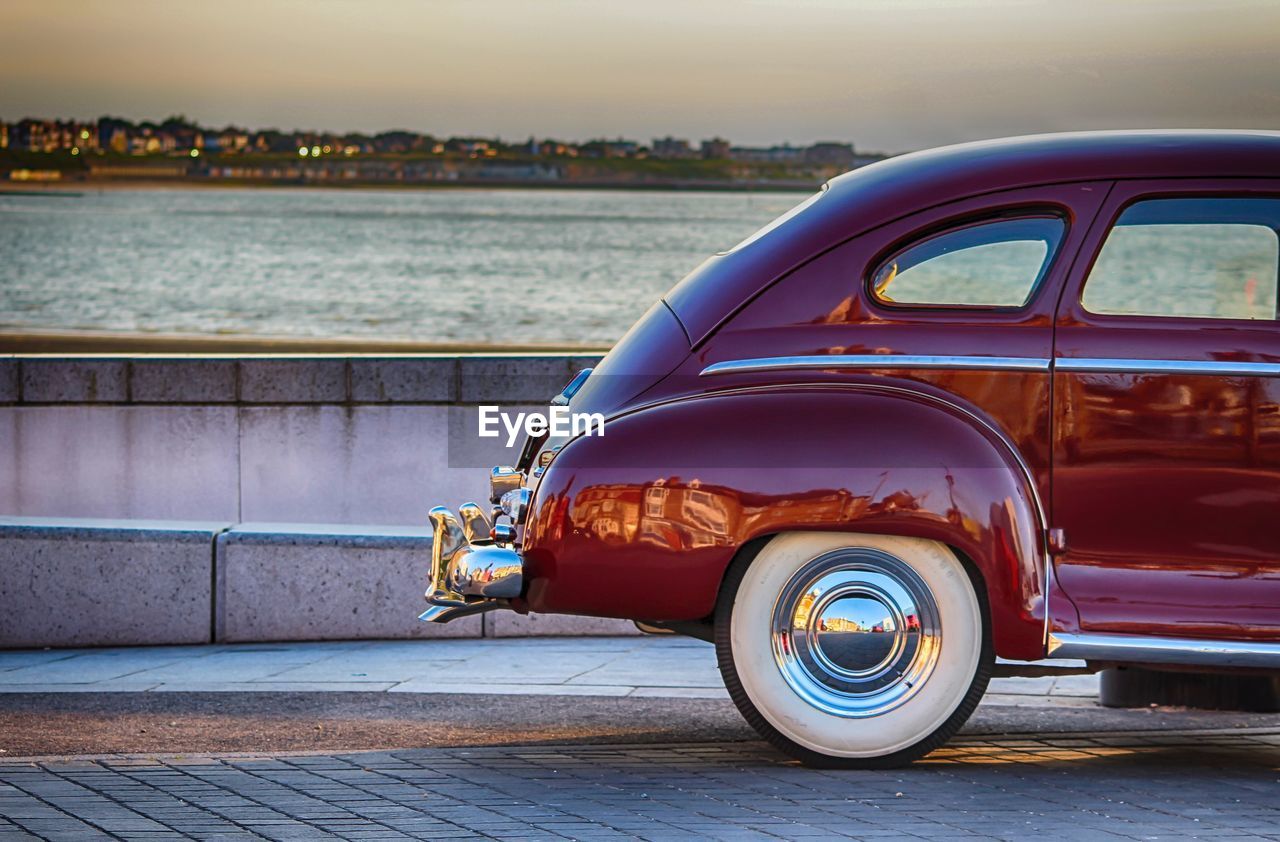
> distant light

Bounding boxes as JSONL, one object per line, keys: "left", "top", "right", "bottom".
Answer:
{"left": 311, "top": 145, "right": 320, "bottom": 157}
{"left": 71, "top": 147, "right": 80, "bottom": 156}
{"left": 322, "top": 145, "right": 331, "bottom": 154}
{"left": 299, "top": 147, "right": 309, "bottom": 157}
{"left": 190, "top": 148, "right": 200, "bottom": 158}
{"left": 80, "top": 130, "right": 89, "bottom": 139}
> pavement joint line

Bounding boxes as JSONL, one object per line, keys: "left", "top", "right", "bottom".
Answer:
{"left": 559, "top": 657, "right": 621, "bottom": 686}
{"left": 0, "top": 653, "right": 82, "bottom": 673}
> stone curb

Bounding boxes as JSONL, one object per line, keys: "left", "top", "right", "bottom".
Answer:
{"left": 1, "top": 517, "right": 636, "bottom": 648}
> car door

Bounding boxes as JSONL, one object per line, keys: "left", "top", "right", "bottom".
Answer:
{"left": 1052, "top": 179, "right": 1280, "bottom": 642}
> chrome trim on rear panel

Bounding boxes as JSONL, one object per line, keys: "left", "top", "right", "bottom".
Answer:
{"left": 1056, "top": 358, "right": 1280, "bottom": 377}
{"left": 700, "top": 354, "right": 1051, "bottom": 376}
{"left": 1047, "top": 632, "right": 1280, "bottom": 668}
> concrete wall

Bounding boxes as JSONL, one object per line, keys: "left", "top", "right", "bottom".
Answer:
{"left": 0, "top": 355, "right": 643, "bottom": 646}
{"left": 0, "top": 355, "right": 599, "bottom": 524}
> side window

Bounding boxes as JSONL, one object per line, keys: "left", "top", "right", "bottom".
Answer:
{"left": 870, "top": 216, "right": 1064, "bottom": 308}
{"left": 1081, "top": 197, "right": 1280, "bottom": 320}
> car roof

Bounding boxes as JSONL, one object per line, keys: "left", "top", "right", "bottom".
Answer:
{"left": 666, "top": 130, "right": 1280, "bottom": 344}
{"left": 825, "top": 129, "right": 1280, "bottom": 211}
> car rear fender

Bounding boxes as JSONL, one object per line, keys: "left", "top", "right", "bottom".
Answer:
{"left": 522, "top": 385, "right": 1048, "bottom": 660}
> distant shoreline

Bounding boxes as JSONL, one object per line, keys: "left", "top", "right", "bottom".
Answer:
{"left": 0, "top": 177, "right": 818, "bottom": 194}
{"left": 0, "top": 327, "right": 610, "bottom": 355}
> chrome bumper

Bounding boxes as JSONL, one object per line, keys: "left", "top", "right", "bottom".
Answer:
{"left": 419, "top": 469, "right": 528, "bottom": 623}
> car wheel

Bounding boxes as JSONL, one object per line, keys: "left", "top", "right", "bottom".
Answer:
{"left": 715, "top": 531, "right": 991, "bottom": 767}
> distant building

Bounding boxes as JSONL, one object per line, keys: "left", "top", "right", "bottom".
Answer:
{"left": 729, "top": 144, "right": 805, "bottom": 164}
{"left": 11, "top": 119, "right": 99, "bottom": 153}
{"left": 580, "top": 138, "right": 639, "bottom": 158}
{"left": 446, "top": 137, "right": 497, "bottom": 157}
{"left": 254, "top": 131, "right": 298, "bottom": 154}
{"left": 373, "top": 130, "right": 424, "bottom": 154}
{"left": 651, "top": 136, "right": 695, "bottom": 159}
{"left": 12, "top": 120, "right": 48, "bottom": 151}
{"left": 804, "top": 142, "right": 856, "bottom": 168}
{"left": 533, "top": 139, "right": 577, "bottom": 157}
{"left": 103, "top": 127, "right": 129, "bottom": 154}
{"left": 700, "top": 137, "right": 731, "bottom": 159}
{"left": 216, "top": 128, "right": 251, "bottom": 153}
{"left": 74, "top": 123, "right": 99, "bottom": 152}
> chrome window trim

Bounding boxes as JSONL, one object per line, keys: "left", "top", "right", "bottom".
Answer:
{"left": 700, "top": 355, "right": 1051, "bottom": 376}
{"left": 700, "top": 354, "right": 1280, "bottom": 378}
{"left": 1056, "top": 358, "right": 1280, "bottom": 376}
{"left": 1047, "top": 632, "right": 1280, "bottom": 669}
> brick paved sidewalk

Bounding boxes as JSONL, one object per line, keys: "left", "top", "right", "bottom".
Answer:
{"left": 2, "top": 730, "right": 1279, "bottom": 841}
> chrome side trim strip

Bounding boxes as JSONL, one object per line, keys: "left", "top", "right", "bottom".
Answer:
{"left": 700, "top": 354, "right": 1050, "bottom": 376}
{"left": 1047, "top": 632, "right": 1280, "bottom": 668}
{"left": 1057, "top": 358, "right": 1280, "bottom": 377}
{"left": 701, "top": 354, "right": 1280, "bottom": 378}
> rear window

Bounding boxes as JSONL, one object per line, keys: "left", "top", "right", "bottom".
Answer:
{"left": 870, "top": 216, "right": 1065, "bottom": 308}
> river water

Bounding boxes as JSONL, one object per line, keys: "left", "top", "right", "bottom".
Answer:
{"left": 0, "top": 187, "right": 809, "bottom": 346}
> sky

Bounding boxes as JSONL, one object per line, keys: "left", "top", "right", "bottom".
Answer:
{"left": 2, "top": 0, "right": 1279, "bottom": 153}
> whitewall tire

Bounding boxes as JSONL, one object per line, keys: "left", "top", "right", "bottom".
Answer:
{"left": 715, "top": 532, "right": 991, "bottom": 767}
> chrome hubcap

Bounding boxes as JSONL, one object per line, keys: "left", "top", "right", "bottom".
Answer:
{"left": 770, "top": 548, "right": 941, "bottom": 718}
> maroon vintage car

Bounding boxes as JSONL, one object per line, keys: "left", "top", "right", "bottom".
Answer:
{"left": 422, "top": 130, "right": 1280, "bottom": 766}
